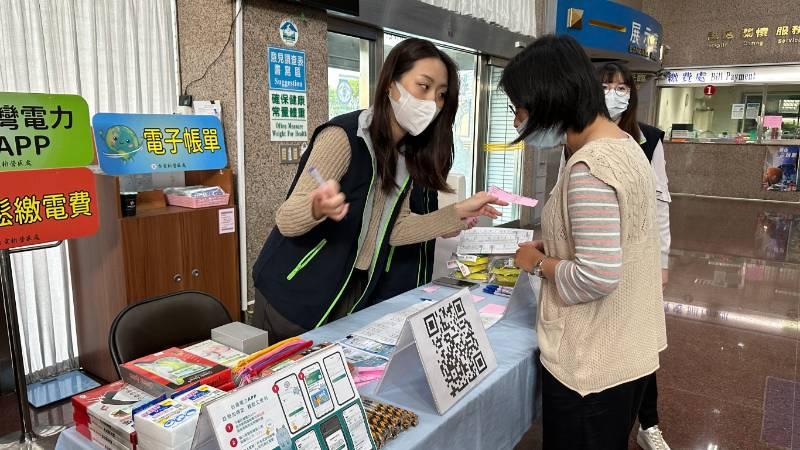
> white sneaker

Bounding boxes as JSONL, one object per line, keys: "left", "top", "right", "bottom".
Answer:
{"left": 637, "top": 425, "right": 671, "bottom": 450}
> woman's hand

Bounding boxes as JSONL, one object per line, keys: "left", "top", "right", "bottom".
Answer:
{"left": 520, "top": 240, "right": 545, "bottom": 252}
{"left": 454, "top": 192, "right": 508, "bottom": 220}
{"left": 310, "top": 180, "right": 349, "bottom": 221}
{"left": 515, "top": 241, "right": 545, "bottom": 273}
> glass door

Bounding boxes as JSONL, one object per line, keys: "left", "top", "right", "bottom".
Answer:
{"left": 327, "top": 31, "right": 372, "bottom": 119}
{"left": 479, "top": 61, "right": 524, "bottom": 225}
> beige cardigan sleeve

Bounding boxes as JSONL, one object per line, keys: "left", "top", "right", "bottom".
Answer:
{"left": 275, "top": 127, "right": 352, "bottom": 236}
{"left": 389, "top": 195, "right": 466, "bottom": 246}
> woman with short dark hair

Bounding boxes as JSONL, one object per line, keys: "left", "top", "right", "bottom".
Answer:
{"left": 508, "top": 35, "right": 667, "bottom": 449}
{"left": 253, "top": 38, "right": 506, "bottom": 342}
{"left": 598, "top": 61, "right": 672, "bottom": 450}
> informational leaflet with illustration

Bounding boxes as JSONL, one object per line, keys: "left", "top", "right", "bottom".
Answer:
{"left": 301, "top": 363, "right": 335, "bottom": 419}
{"left": 339, "top": 335, "right": 394, "bottom": 359}
{"left": 342, "top": 403, "right": 373, "bottom": 450}
{"left": 276, "top": 374, "right": 313, "bottom": 433}
{"left": 351, "top": 301, "right": 432, "bottom": 345}
{"left": 199, "top": 345, "right": 376, "bottom": 450}
{"left": 323, "top": 353, "right": 356, "bottom": 405}
{"left": 321, "top": 416, "right": 347, "bottom": 450}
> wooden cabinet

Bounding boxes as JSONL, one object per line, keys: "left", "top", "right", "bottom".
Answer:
{"left": 69, "top": 170, "right": 241, "bottom": 382}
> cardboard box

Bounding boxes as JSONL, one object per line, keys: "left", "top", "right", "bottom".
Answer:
{"left": 88, "top": 420, "right": 133, "bottom": 450}
{"left": 87, "top": 383, "right": 151, "bottom": 446}
{"left": 72, "top": 380, "right": 151, "bottom": 445}
{"left": 211, "top": 322, "right": 268, "bottom": 354}
{"left": 120, "top": 348, "right": 231, "bottom": 397}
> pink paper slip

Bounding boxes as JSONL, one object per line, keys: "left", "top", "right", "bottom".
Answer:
{"left": 480, "top": 303, "right": 507, "bottom": 315}
{"left": 471, "top": 294, "right": 486, "bottom": 303}
{"left": 764, "top": 115, "right": 783, "bottom": 128}
{"left": 489, "top": 186, "right": 538, "bottom": 208}
{"left": 421, "top": 286, "right": 440, "bottom": 294}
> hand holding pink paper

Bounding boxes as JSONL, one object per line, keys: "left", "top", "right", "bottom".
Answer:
{"left": 488, "top": 186, "right": 538, "bottom": 208}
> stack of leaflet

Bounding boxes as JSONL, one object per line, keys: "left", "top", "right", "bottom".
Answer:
{"left": 120, "top": 347, "right": 232, "bottom": 397}
{"left": 71, "top": 381, "right": 152, "bottom": 450}
{"left": 134, "top": 385, "right": 226, "bottom": 450}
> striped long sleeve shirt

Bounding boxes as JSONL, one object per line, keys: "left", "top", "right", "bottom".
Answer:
{"left": 555, "top": 162, "right": 622, "bottom": 305}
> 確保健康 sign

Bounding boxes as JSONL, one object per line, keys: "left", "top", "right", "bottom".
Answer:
{"left": 92, "top": 113, "right": 228, "bottom": 175}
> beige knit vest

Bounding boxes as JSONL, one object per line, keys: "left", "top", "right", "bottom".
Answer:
{"left": 539, "top": 137, "right": 667, "bottom": 397}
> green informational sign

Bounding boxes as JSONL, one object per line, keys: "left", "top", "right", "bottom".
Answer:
{"left": 0, "top": 92, "right": 94, "bottom": 171}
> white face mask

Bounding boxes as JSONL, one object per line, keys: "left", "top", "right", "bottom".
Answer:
{"left": 389, "top": 82, "right": 440, "bottom": 136}
{"left": 516, "top": 119, "right": 566, "bottom": 148}
{"left": 605, "top": 91, "right": 630, "bottom": 121}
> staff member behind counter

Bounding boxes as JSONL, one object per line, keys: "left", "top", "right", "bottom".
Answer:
{"left": 253, "top": 38, "right": 507, "bottom": 342}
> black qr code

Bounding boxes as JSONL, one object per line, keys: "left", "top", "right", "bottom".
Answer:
{"left": 423, "top": 297, "right": 487, "bottom": 397}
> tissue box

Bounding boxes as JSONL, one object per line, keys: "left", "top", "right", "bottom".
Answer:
{"left": 134, "top": 399, "right": 199, "bottom": 449}
{"left": 211, "top": 322, "right": 268, "bottom": 354}
{"left": 120, "top": 348, "right": 231, "bottom": 397}
{"left": 173, "top": 385, "right": 226, "bottom": 409}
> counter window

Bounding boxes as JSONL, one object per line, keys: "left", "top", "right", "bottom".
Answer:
{"left": 656, "top": 65, "right": 800, "bottom": 144}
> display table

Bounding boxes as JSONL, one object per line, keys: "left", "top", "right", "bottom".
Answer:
{"left": 56, "top": 283, "right": 540, "bottom": 450}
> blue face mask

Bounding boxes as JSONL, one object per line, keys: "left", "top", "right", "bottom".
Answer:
{"left": 516, "top": 119, "right": 565, "bottom": 148}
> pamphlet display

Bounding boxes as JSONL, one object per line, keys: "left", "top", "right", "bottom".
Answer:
{"left": 377, "top": 289, "right": 497, "bottom": 415}
{"left": 196, "top": 344, "right": 376, "bottom": 450}
{"left": 763, "top": 146, "right": 799, "bottom": 192}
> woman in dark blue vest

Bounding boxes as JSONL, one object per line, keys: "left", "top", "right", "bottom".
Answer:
{"left": 253, "top": 39, "right": 506, "bottom": 342}
{"left": 370, "top": 183, "right": 439, "bottom": 303}
{"left": 598, "top": 62, "right": 672, "bottom": 450}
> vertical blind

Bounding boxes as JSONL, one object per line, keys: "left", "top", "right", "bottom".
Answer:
{"left": 485, "top": 65, "right": 522, "bottom": 225}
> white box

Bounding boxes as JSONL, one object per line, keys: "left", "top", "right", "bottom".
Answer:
{"left": 211, "top": 322, "right": 268, "bottom": 354}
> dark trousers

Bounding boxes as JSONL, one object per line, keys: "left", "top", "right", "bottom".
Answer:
{"left": 253, "top": 270, "right": 368, "bottom": 343}
{"left": 542, "top": 367, "right": 648, "bottom": 450}
{"left": 638, "top": 372, "right": 659, "bottom": 430}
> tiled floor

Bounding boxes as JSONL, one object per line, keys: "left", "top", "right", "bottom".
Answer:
{"left": 0, "top": 393, "right": 70, "bottom": 449}
{"left": 517, "top": 196, "right": 800, "bottom": 449}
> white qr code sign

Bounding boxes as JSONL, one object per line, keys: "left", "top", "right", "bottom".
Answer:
{"left": 377, "top": 289, "right": 497, "bottom": 415}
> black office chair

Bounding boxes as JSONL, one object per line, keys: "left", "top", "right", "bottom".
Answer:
{"left": 108, "top": 291, "right": 233, "bottom": 377}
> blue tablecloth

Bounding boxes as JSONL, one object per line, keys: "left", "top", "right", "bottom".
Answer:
{"left": 57, "top": 283, "right": 540, "bottom": 450}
